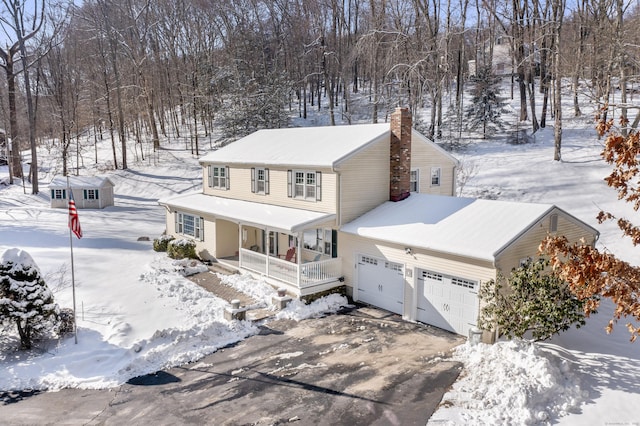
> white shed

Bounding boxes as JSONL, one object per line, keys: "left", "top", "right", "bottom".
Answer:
{"left": 49, "top": 176, "right": 115, "bottom": 209}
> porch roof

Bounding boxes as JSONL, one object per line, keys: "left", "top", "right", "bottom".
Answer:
{"left": 159, "top": 192, "right": 336, "bottom": 233}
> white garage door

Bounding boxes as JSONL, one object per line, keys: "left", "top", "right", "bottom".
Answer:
{"left": 357, "top": 255, "right": 404, "bottom": 315}
{"left": 417, "top": 269, "right": 479, "bottom": 336}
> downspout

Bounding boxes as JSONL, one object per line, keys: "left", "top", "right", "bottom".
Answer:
{"left": 332, "top": 160, "right": 342, "bottom": 227}
{"left": 337, "top": 171, "right": 342, "bottom": 226}
{"left": 238, "top": 223, "right": 243, "bottom": 268}
{"left": 453, "top": 164, "right": 458, "bottom": 196}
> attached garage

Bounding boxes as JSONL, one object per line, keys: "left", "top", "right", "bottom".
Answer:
{"left": 340, "top": 193, "right": 600, "bottom": 342}
{"left": 417, "top": 269, "right": 479, "bottom": 336}
{"left": 356, "top": 254, "right": 404, "bottom": 315}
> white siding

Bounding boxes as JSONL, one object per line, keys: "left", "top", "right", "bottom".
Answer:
{"left": 165, "top": 210, "right": 217, "bottom": 261}
{"left": 337, "top": 137, "right": 390, "bottom": 224}
{"left": 410, "top": 131, "right": 457, "bottom": 196}
{"left": 495, "top": 210, "right": 598, "bottom": 274}
{"left": 339, "top": 231, "right": 496, "bottom": 322}
{"left": 336, "top": 131, "right": 457, "bottom": 223}
{"left": 202, "top": 165, "right": 336, "bottom": 214}
{"left": 50, "top": 185, "right": 115, "bottom": 209}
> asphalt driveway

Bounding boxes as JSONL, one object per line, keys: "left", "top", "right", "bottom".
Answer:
{"left": 1, "top": 305, "right": 464, "bottom": 425}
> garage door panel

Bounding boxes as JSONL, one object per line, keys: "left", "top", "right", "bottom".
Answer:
{"left": 417, "top": 269, "right": 479, "bottom": 336}
{"left": 357, "top": 255, "right": 404, "bottom": 315}
{"left": 417, "top": 301, "right": 449, "bottom": 331}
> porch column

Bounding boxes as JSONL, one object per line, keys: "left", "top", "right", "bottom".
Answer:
{"left": 265, "top": 227, "right": 270, "bottom": 277}
{"left": 296, "top": 231, "right": 302, "bottom": 286}
{"left": 238, "top": 224, "right": 243, "bottom": 267}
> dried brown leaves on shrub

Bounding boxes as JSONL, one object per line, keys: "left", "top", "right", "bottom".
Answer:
{"left": 541, "top": 110, "right": 640, "bottom": 342}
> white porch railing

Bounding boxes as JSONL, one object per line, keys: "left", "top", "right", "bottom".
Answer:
{"left": 239, "top": 248, "right": 342, "bottom": 289}
{"left": 240, "top": 249, "right": 267, "bottom": 275}
{"left": 299, "top": 258, "right": 342, "bottom": 288}
{"left": 268, "top": 256, "right": 298, "bottom": 284}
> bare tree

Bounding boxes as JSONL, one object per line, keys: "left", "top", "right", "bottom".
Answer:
{"left": 552, "top": 0, "right": 565, "bottom": 161}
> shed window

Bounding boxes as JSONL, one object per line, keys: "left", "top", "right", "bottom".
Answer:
{"left": 84, "top": 189, "right": 99, "bottom": 200}
{"left": 51, "top": 189, "right": 66, "bottom": 200}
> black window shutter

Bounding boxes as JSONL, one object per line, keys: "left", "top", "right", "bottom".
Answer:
{"left": 331, "top": 229, "right": 338, "bottom": 258}
{"left": 316, "top": 171, "right": 322, "bottom": 201}
{"left": 251, "top": 168, "right": 256, "bottom": 193}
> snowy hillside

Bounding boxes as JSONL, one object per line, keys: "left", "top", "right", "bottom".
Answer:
{"left": 1, "top": 86, "right": 640, "bottom": 424}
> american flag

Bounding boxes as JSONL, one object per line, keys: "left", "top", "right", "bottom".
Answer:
{"left": 68, "top": 190, "right": 82, "bottom": 239}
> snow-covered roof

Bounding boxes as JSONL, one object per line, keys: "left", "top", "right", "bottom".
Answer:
{"left": 200, "top": 123, "right": 391, "bottom": 168}
{"left": 341, "top": 193, "right": 572, "bottom": 263}
{"left": 49, "top": 176, "right": 114, "bottom": 189}
{"left": 159, "top": 192, "right": 335, "bottom": 233}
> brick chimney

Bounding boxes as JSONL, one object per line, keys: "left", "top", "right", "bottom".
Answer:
{"left": 389, "top": 107, "right": 412, "bottom": 202}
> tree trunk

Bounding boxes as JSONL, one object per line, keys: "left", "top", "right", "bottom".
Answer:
{"left": 17, "top": 36, "right": 39, "bottom": 193}
{"left": 527, "top": 76, "right": 539, "bottom": 133}
{"left": 101, "top": 65, "right": 118, "bottom": 170}
{"left": 147, "top": 87, "right": 160, "bottom": 151}
{"left": 5, "top": 56, "right": 22, "bottom": 179}
{"left": 553, "top": 0, "right": 564, "bottom": 161}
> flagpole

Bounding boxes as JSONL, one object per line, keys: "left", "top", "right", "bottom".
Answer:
{"left": 67, "top": 176, "right": 78, "bottom": 344}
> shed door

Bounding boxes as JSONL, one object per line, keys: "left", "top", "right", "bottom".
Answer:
{"left": 357, "top": 255, "right": 404, "bottom": 315}
{"left": 417, "top": 269, "right": 478, "bottom": 336}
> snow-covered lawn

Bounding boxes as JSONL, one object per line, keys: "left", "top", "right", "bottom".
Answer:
{"left": 0, "top": 151, "right": 350, "bottom": 392}
{"left": 1, "top": 110, "right": 639, "bottom": 425}
{"left": 429, "top": 117, "right": 640, "bottom": 425}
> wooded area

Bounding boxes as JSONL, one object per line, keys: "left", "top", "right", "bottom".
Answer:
{"left": 1, "top": 0, "right": 639, "bottom": 193}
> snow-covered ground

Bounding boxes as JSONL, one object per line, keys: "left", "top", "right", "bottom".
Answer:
{"left": 0, "top": 147, "right": 350, "bottom": 392}
{"left": 1, "top": 94, "right": 639, "bottom": 425}
{"left": 429, "top": 115, "right": 640, "bottom": 425}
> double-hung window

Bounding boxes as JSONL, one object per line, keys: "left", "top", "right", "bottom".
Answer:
{"left": 51, "top": 189, "right": 66, "bottom": 200}
{"left": 251, "top": 167, "right": 269, "bottom": 194}
{"left": 410, "top": 169, "right": 419, "bottom": 192}
{"left": 303, "top": 228, "right": 337, "bottom": 257}
{"left": 288, "top": 170, "right": 321, "bottom": 201}
{"left": 208, "top": 165, "right": 229, "bottom": 190}
{"left": 84, "top": 189, "right": 99, "bottom": 200}
{"left": 176, "top": 212, "right": 204, "bottom": 241}
{"left": 431, "top": 167, "right": 441, "bottom": 186}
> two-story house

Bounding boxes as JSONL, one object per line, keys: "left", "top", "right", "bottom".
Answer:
{"left": 160, "top": 107, "right": 598, "bottom": 339}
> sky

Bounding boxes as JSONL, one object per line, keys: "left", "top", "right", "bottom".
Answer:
{"left": 1, "top": 81, "right": 640, "bottom": 424}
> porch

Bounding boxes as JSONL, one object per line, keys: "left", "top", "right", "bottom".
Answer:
{"left": 160, "top": 192, "right": 343, "bottom": 296}
{"left": 238, "top": 248, "right": 343, "bottom": 295}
